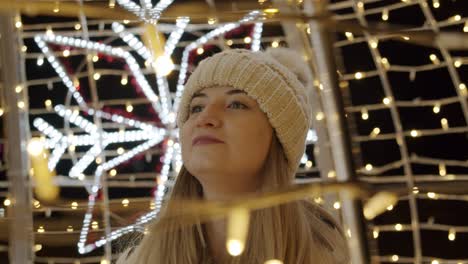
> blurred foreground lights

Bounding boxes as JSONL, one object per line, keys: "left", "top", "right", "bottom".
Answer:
{"left": 37, "top": 226, "right": 45, "bottom": 233}
{"left": 432, "top": 0, "right": 440, "bottom": 8}
{"left": 432, "top": 260, "right": 440, "bottom": 264}
{"left": 67, "top": 225, "right": 74, "bottom": 232}
{"left": 365, "top": 164, "right": 373, "bottom": 171}
{"left": 383, "top": 97, "right": 392, "bottom": 105}
{"left": 370, "top": 127, "right": 381, "bottom": 138}
{"left": 34, "top": 244, "right": 42, "bottom": 252}
{"left": 196, "top": 47, "right": 204, "bottom": 55}
{"left": 117, "top": 147, "right": 125, "bottom": 155}
{"left": 71, "top": 201, "right": 78, "bottom": 210}
{"left": 410, "top": 129, "right": 419, "bottom": 137}
{"left": 101, "top": 259, "right": 109, "bottom": 264}
{"left": 354, "top": 72, "right": 364, "bottom": 80}
{"left": 27, "top": 138, "right": 45, "bottom": 156}
{"left": 122, "top": 198, "right": 129, "bottom": 207}
{"left": 394, "top": 223, "right": 403, "bottom": 231}
{"left": 91, "top": 221, "right": 99, "bottom": 230}
{"left": 391, "top": 255, "right": 399, "bottom": 262}
{"left": 373, "top": 228, "right": 379, "bottom": 239}
{"left": 429, "top": 54, "right": 440, "bottom": 64}
{"left": 264, "top": 260, "right": 283, "bottom": 264}
{"left": 121, "top": 74, "right": 128, "bottom": 85}
{"left": 345, "top": 32, "right": 354, "bottom": 41}
{"left": 361, "top": 108, "right": 369, "bottom": 120}
{"left": 448, "top": 228, "right": 456, "bottom": 241}
{"left": 154, "top": 55, "right": 175, "bottom": 76}
{"left": 227, "top": 239, "right": 243, "bottom": 256}
{"left": 243, "top": 36, "right": 252, "bottom": 44}
{"left": 333, "top": 201, "right": 341, "bottom": 210}
{"left": 459, "top": 83, "right": 467, "bottom": 95}
{"left": 109, "top": 169, "right": 117, "bottom": 177}
{"left": 33, "top": 200, "right": 41, "bottom": 209}
{"left": 433, "top": 103, "right": 440, "bottom": 114}
{"left": 271, "top": 40, "right": 279, "bottom": 48}
{"left": 454, "top": 59, "right": 462, "bottom": 68}
{"left": 93, "top": 72, "right": 101, "bottom": 80}
{"left": 427, "top": 192, "right": 437, "bottom": 199}
{"left": 3, "top": 199, "right": 11, "bottom": 207}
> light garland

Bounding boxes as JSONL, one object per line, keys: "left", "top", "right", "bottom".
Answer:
{"left": 116, "top": 0, "right": 175, "bottom": 24}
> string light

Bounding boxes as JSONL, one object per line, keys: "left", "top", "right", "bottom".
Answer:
{"left": 454, "top": 59, "right": 462, "bottom": 68}
{"left": 120, "top": 74, "right": 128, "bottom": 85}
{"left": 37, "top": 55, "right": 44, "bottom": 66}
{"left": 369, "top": 38, "right": 378, "bottom": 49}
{"left": 67, "top": 225, "right": 74, "bottom": 232}
{"left": 71, "top": 202, "right": 78, "bottom": 210}
{"left": 34, "top": 200, "right": 41, "bottom": 209}
{"left": 464, "top": 21, "right": 468, "bottom": 33}
{"left": 122, "top": 199, "right": 129, "bottom": 207}
{"left": 327, "top": 170, "right": 336, "bottom": 178}
{"left": 226, "top": 39, "right": 233, "bottom": 46}
{"left": 412, "top": 187, "right": 419, "bottom": 194}
{"left": 109, "top": 169, "right": 117, "bottom": 177}
{"left": 271, "top": 40, "right": 280, "bottom": 48}
{"left": 264, "top": 260, "right": 283, "bottom": 264}
{"left": 333, "top": 201, "right": 341, "bottom": 209}
{"left": 441, "top": 118, "right": 449, "bottom": 130}
{"left": 381, "top": 57, "right": 390, "bottom": 69}
{"left": 21, "top": 45, "right": 27, "bottom": 52}
{"left": 382, "top": 9, "right": 389, "bottom": 21}
{"left": 371, "top": 127, "right": 381, "bottom": 137}
{"left": 361, "top": 108, "right": 369, "bottom": 120}
{"left": 227, "top": 207, "right": 250, "bottom": 256}
{"left": 451, "top": 15, "right": 461, "bottom": 22}
{"left": 432, "top": 260, "right": 440, "bottom": 264}
{"left": 91, "top": 221, "right": 99, "bottom": 230}
{"left": 345, "top": 32, "right": 354, "bottom": 41}
{"left": 63, "top": 49, "right": 70, "bottom": 57}
{"left": 459, "top": 83, "right": 467, "bottom": 95}
{"left": 315, "top": 112, "right": 325, "bottom": 121}
{"left": 439, "top": 163, "right": 447, "bottom": 176}
{"left": 365, "top": 164, "right": 373, "bottom": 171}
{"left": 207, "top": 17, "right": 217, "bottom": 25}
{"left": 0, "top": 109, "right": 3, "bottom": 117}
{"left": 125, "top": 102, "right": 133, "bottom": 113}
{"left": 373, "top": 228, "right": 379, "bottom": 239}
{"left": 433, "top": 103, "right": 441, "bottom": 114}
{"left": 410, "top": 129, "right": 419, "bottom": 137}
{"left": 448, "top": 228, "right": 456, "bottom": 241}
{"left": 387, "top": 205, "right": 394, "bottom": 211}
{"left": 3, "top": 199, "right": 11, "bottom": 207}
{"left": 251, "top": 22, "right": 263, "bottom": 52}
{"left": 74, "top": 23, "right": 81, "bottom": 30}
{"left": 392, "top": 255, "right": 399, "bottom": 262}
{"left": 109, "top": 0, "right": 116, "bottom": 8}
{"left": 383, "top": 97, "right": 392, "bottom": 105}
{"left": 117, "top": 147, "right": 125, "bottom": 155}
{"left": 354, "top": 72, "right": 364, "bottom": 79}
{"left": 93, "top": 72, "right": 101, "bottom": 80}
{"left": 14, "top": 14, "right": 22, "bottom": 28}
{"left": 429, "top": 54, "right": 440, "bottom": 65}
{"left": 37, "top": 226, "right": 45, "bottom": 233}
{"left": 394, "top": 223, "right": 403, "bottom": 231}
{"left": 34, "top": 244, "right": 42, "bottom": 252}
{"left": 53, "top": 1, "right": 60, "bottom": 13}
{"left": 15, "top": 85, "right": 23, "bottom": 93}
{"left": 427, "top": 192, "right": 437, "bottom": 199}
{"left": 432, "top": 0, "right": 440, "bottom": 8}
{"left": 196, "top": 47, "right": 204, "bottom": 55}
{"left": 17, "top": 101, "right": 25, "bottom": 109}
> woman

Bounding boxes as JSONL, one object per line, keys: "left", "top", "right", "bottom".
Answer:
{"left": 118, "top": 48, "right": 350, "bottom": 263}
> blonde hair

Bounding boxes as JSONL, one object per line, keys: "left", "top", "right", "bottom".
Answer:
{"left": 117, "top": 136, "right": 350, "bottom": 263}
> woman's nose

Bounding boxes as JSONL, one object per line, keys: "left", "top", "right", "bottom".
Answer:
{"left": 195, "top": 104, "right": 222, "bottom": 128}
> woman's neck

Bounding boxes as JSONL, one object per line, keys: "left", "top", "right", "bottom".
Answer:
{"left": 205, "top": 219, "right": 229, "bottom": 263}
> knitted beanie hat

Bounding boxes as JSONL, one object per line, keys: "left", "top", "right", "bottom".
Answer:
{"left": 177, "top": 48, "right": 312, "bottom": 173}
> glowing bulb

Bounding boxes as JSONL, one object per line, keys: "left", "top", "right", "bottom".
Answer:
{"left": 361, "top": 108, "right": 369, "bottom": 120}
{"left": 21, "top": 45, "right": 27, "bottom": 52}
{"left": 226, "top": 39, "right": 233, "bottom": 46}
{"left": 74, "top": 23, "right": 81, "bottom": 30}
{"left": 383, "top": 97, "right": 392, "bottom": 105}
{"left": 439, "top": 163, "right": 447, "bottom": 176}
{"left": 243, "top": 36, "right": 252, "bottom": 44}
{"left": 0, "top": 109, "right": 3, "bottom": 116}
{"left": 354, "top": 72, "right": 364, "bottom": 79}
{"left": 271, "top": 40, "right": 280, "bottom": 48}
{"left": 207, "top": 17, "right": 217, "bottom": 25}
{"left": 122, "top": 199, "right": 129, "bottom": 207}
{"left": 196, "top": 47, "right": 204, "bottom": 55}
{"left": 3, "top": 199, "right": 11, "bottom": 207}
{"left": 121, "top": 74, "right": 128, "bottom": 85}
{"left": 27, "top": 138, "right": 45, "bottom": 156}
{"left": 454, "top": 59, "right": 462, "bottom": 68}
{"left": 432, "top": 0, "right": 440, "bottom": 8}
{"left": 381, "top": 57, "right": 390, "bottom": 69}
{"left": 365, "top": 164, "right": 373, "bottom": 171}
{"left": 67, "top": 225, "right": 74, "bottom": 232}
{"left": 387, "top": 205, "right": 394, "bottom": 211}
{"left": 452, "top": 15, "right": 461, "bottom": 22}
{"left": 306, "top": 160, "right": 313, "bottom": 168}
{"left": 117, "top": 147, "right": 125, "bottom": 155}
{"left": 427, "top": 192, "right": 437, "bottom": 199}
{"left": 123, "top": 19, "right": 130, "bottom": 24}
{"left": 108, "top": 0, "right": 116, "bottom": 8}
{"left": 369, "top": 39, "right": 378, "bottom": 49}
{"left": 37, "top": 56, "right": 44, "bottom": 66}
{"left": 448, "top": 228, "right": 456, "bottom": 241}
{"left": 17, "top": 101, "right": 25, "bottom": 109}
{"left": 432, "top": 260, "right": 440, "bottom": 264}
{"left": 333, "top": 201, "right": 341, "bottom": 209}
{"left": 92, "top": 54, "right": 99, "bottom": 62}
{"left": 327, "top": 170, "right": 336, "bottom": 178}
{"left": 227, "top": 239, "right": 244, "bottom": 256}
{"left": 410, "top": 129, "right": 419, "bottom": 137}
{"left": 37, "top": 226, "right": 45, "bottom": 233}
{"left": 373, "top": 228, "right": 379, "bottom": 239}
{"left": 15, "top": 15, "right": 22, "bottom": 28}
{"left": 93, "top": 72, "right": 101, "bottom": 80}
{"left": 53, "top": 1, "right": 60, "bottom": 13}
{"left": 392, "top": 255, "right": 399, "bottom": 262}
{"left": 63, "top": 49, "right": 70, "bottom": 57}
{"left": 154, "top": 55, "right": 175, "bottom": 76}
{"left": 394, "top": 223, "right": 403, "bottom": 231}
{"left": 429, "top": 54, "right": 440, "bottom": 64}
{"left": 126, "top": 103, "right": 133, "bottom": 113}
{"left": 345, "top": 32, "right": 354, "bottom": 41}
{"left": 34, "top": 244, "right": 42, "bottom": 252}
{"left": 459, "top": 83, "right": 467, "bottom": 94}
{"left": 264, "top": 8, "right": 279, "bottom": 14}
{"left": 91, "top": 221, "right": 99, "bottom": 230}
{"left": 464, "top": 21, "right": 468, "bottom": 32}
{"left": 433, "top": 103, "right": 440, "bottom": 114}
{"left": 412, "top": 186, "right": 419, "bottom": 194}
{"left": 441, "top": 118, "right": 448, "bottom": 130}
{"left": 15, "top": 85, "right": 23, "bottom": 93}
{"left": 109, "top": 169, "right": 117, "bottom": 177}
{"left": 71, "top": 201, "right": 78, "bottom": 210}
{"left": 371, "top": 127, "right": 381, "bottom": 137}
{"left": 382, "top": 9, "right": 389, "bottom": 21}
{"left": 315, "top": 112, "right": 324, "bottom": 121}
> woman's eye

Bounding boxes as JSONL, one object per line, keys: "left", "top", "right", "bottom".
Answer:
{"left": 229, "top": 101, "right": 248, "bottom": 109}
{"left": 190, "top": 105, "right": 203, "bottom": 114}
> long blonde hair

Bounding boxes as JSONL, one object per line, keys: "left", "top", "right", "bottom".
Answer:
{"left": 117, "top": 136, "right": 349, "bottom": 263}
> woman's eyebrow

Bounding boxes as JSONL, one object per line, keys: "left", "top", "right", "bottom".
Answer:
{"left": 192, "top": 89, "right": 247, "bottom": 99}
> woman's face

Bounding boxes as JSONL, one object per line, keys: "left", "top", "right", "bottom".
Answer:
{"left": 181, "top": 86, "right": 273, "bottom": 193}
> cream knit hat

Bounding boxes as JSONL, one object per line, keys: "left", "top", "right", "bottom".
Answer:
{"left": 177, "top": 48, "right": 312, "bottom": 173}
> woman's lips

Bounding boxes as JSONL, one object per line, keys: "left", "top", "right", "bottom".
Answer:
{"left": 192, "top": 136, "right": 224, "bottom": 146}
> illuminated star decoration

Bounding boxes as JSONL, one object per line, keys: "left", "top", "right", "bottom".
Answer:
{"left": 34, "top": 4, "right": 300, "bottom": 253}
